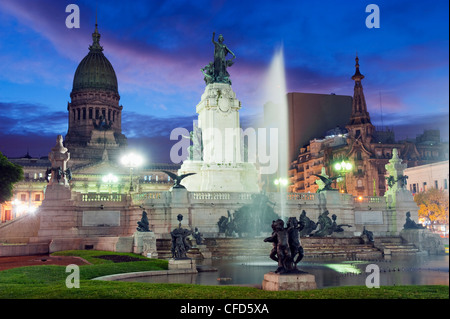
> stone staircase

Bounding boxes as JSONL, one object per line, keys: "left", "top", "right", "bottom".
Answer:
{"left": 374, "top": 236, "right": 419, "bottom": 255}
{"left": 301, "top": 237, "right": 382, "bottom": 259}
{"left": 157, "top": 236, "right": 385, "bottom": 260}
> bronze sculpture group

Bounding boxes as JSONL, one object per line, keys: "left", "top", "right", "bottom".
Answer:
{"left": 263, "top": 211, "right": 353, "bottom": 274}
{"left": 170, "top": 214, "right": 192, "bottom": 259}
{"left": 264, "top": 218, "right": 304, "bottom": 274}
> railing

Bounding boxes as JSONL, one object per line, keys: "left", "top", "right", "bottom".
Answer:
{"left": 81, "top": 193, "right": 124, "bottom": 202}
{"left": 190, "top": 192, "right": 230, "bottom": 200}
{"left": 286, "top": 193, "right": 316, "bottom": 201}
{"left": 132, "top": 192, "right": 163, "bottom": 203}
{"left": 128, "top": 191, "right": 323, "bottom": 205}
{"left": 354, "top": 196, "right": 386, "bottom": 204}
{"left": 189, "top": 192, "right": 255, "bottom": 201}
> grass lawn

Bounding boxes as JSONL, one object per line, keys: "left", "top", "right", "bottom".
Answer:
{"left": 0, "top": 250, "right": 448, "bottom": 299}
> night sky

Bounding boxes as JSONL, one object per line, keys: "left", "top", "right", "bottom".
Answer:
{"left": 0, "top": 0, "right": 448, "bottom": 163}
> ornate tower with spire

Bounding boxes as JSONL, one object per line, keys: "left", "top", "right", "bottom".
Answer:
{"left": 65, "top": 21, "right": 127, "bottom": 166}
{"left": 344, "top": 55, "right": 378, "bottom": 196}
{"left": 347, "top": 55, "right": 374, "bottom": 130}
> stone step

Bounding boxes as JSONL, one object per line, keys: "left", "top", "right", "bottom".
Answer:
{"left": 156, "top": 237, "right": 385, "bottom": 259}
{"left": 375, "top": 237, "right": 404, "bottom": 244}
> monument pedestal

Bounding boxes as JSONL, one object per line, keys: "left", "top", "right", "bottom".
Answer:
{"left": 400, "top": 229, "right": 445, "bottom": 255}
{"left": 262, "top": 272, "right": 317, "bottom": 291}
{"left": 168, "top": 258, "right": 197, "bottom": 272}
{"left": 133, "top": 231, "right": 158, "bottom": 258}
{"left": 177, "top": 82, "right": 259, "bottom": 193}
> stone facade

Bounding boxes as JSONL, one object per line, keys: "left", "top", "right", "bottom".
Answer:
{"left": 404, "top": 160, "right": 449, "bottom": 194}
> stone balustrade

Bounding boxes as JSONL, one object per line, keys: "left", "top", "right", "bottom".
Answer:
{"left": 81, "top": 193, "right": 124, "bottom": 202}
{"left": 354, "top": 196, "right": 386, "bottom": 204}
{"left": 285, "top": 192, "right": 316, "bottom": 201}
{"left": 132, "top": 192, "right": 164, "bottom": 204}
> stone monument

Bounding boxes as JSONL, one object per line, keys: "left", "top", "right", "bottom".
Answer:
{"left": 178, "top": 32, "right": 259, "bottom": 192}
{"left": 45, "top": 135, "right": 72, "bottom": 200}
{"left": 384, "top": 148, "right": 420, "bottom": 234}
{"left": 133, "top": 210, "right": 158, "bottom": 258}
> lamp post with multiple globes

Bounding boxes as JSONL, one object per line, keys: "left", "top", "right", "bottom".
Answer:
{"left": 334, "top": 160, "right": 352, "bottom": 193}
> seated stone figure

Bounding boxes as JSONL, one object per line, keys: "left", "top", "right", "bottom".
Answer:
{"left": 299, "top": 210, "right": 317, "bottom": 237}
{"left": 313, "top": 210, "right": 333, "bottom": 237}
{"left": 330, "top": 214, "right": 352, "bottom": 233}
{"left": 137, "top": 210, "right": 150, "bottom": 232}
{"left": 192, "top": 227, "right": 204, "bottom": 245}
{"left": 403, "top": 211, "right": 425, "bottom": 230}
{"left": 361, "top": 226, "right": 374, "bottom": 243}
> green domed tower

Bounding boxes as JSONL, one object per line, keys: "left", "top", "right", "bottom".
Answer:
{"left": 65, "top": 22, "right": 127, "bottom": 166}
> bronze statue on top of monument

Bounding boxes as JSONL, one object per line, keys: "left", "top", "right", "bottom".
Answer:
{"left": 201, "top": 32, "right": 236, "bottom": 85}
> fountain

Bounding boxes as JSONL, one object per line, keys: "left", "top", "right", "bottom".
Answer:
{"left": 261, "top": 47, "right": 289, "bottom": 220}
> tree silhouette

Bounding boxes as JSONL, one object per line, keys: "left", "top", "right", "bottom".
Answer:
{"left": 0, "top": 152, "right": 24, "bottom": 203}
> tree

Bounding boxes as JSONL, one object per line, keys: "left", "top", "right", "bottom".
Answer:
{"left": 414, "top": 188, "right": 449, "bottom": 225}
{"left": 0, "top": 152, "right": 24, "bottom": 203}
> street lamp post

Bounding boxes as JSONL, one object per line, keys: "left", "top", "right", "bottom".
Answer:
{"left": 121, "top": 153, "right": 143, "bottom": 192}
{"left": 334, "top": 160, "right": 352, "bottom": 193}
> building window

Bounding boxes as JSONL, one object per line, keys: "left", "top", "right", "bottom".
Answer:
{"left": 434, "top": 180, "right": 439, "bottom": 189}
{"left": 423, "top": 182, "right": 427, "bottom": 192}
{"left": 444, "top": 179, "right": 448, "bottom": 190}
{"left": 357, "top": 179, "right": 363, "bottom": 187}
{"left": 356, "top": 152, "right": 362, "bottom": 160}
{"left": 82, "top": 108, "right": 86, "bottom": 120}
{"left": 20, "top": 194, "right": 26, "bottom": 201}
{"left": 89, "top": 108, "right": 93, "bottom": 119}
{"left": 34, "top": 194, "right": 41, "bottom": 201}
{"left": 412, "top": 184, "right": 417, "bottom": 193}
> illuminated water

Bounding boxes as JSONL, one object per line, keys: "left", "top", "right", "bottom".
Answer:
{"left": 119, "top": 255, "right": 449, "bottom": 288}
{"left": 262, "top": 47, "right": 289, "bottom": 219}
